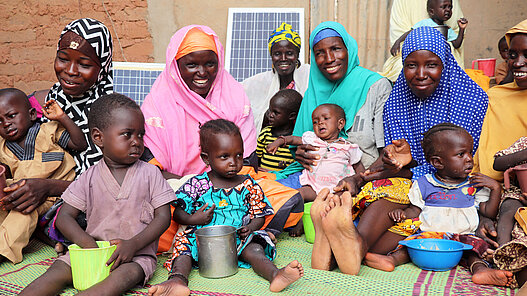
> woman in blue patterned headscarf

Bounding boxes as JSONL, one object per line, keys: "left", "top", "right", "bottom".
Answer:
{"left": 310, "top": 26, "right": 488, "bottom": 276}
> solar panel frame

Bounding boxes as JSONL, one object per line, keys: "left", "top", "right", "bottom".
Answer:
{"left": 225, "top": 7, "right": 305, "bottom": 82}
{"left": 112, "top": 61, "right": 165, "bottom": 106}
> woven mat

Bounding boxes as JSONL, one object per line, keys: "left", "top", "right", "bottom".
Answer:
{"left": 0, "top": 235, "right": 518, "bottom": 295}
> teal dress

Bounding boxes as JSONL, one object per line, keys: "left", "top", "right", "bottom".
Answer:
{"left": 167, "top": 172, "right": 276, "bottom": 269}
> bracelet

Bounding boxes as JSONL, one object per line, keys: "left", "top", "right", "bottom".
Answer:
{"left": 168, "top": 272, "right": 189, "bottom": 285}
{"left": 469, "top": 260, "right": 489, "bottom": 274}
{"left": 277, "top": 136, "right": 287, "bottom": 146}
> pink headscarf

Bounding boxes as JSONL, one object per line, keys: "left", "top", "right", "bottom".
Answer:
{"left": 142, "top": 25, "right": 256, "bottom": 176}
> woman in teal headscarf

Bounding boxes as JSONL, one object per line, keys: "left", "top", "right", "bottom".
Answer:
{"left": 292, "top": 21, "right": 392, "bottom": 183}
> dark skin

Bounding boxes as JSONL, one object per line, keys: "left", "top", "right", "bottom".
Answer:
{"left": 270, "top": 40, "right": 300, "bottom": 89}
{"left": 148, "top": 133, "right": 304, "bottom": 295}
{"left": 20, "top": 108, "right": 172, "bottom": 295}
{"left": 4, "top": 46, "right": 102, "bottom": 215}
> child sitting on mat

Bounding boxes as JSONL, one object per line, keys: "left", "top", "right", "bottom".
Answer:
{"left": 256, "top": 89, "right": 302, "bottom": 171}
{"left": 364, "top": 123, "right": 514, "bottom": 287}
{"left": 0, "top": 88, "right": 86, "bottom": 264}
{"left": 20, "top": 93, "right": 176, "bottom": 295}
{"left": 148, "top": 119, "right": 303, "bottom": 296}
{"left": 269, "top": 103, "right": 364, "bottom": 202}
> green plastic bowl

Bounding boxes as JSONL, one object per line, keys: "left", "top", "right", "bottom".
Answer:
{"left": 69, "top": 241, "right": 116, "bottom": 290}
{"left": 303, "top": 202, "right": 315, "bottom": 243}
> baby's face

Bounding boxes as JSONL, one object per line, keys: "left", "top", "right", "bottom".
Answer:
{"left": 434, "top": 130, "right": 474, "bottom": 182}
{"left": 311, "top": 105, "right": 344, "bottom": 141}
{"left": 0, "top": 95, "right": 35, "bottom": 144}
{"left": 428, "top": 0, "right": 453, "bottom": 22}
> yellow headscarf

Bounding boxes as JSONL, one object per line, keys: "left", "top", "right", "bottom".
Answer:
{"left": 473, "top": 19, "right": 527, "bottom": 181}
{"left": 267, "top": 22, "right": 301, "bottom": 53}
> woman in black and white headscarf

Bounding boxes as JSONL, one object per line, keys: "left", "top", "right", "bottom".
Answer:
{"left": 7, "top": 18, "right": 113, "bottom": 217}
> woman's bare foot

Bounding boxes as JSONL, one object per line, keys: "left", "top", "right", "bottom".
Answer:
{"left": 54, "top": 242, "right": 65, "bottom": 256}
{"left": 363, "top": 252, "right": 395, "bottom": 272}
{"left": 289, "top": 220, "right": 304, "bottom": 237}
{"left": 472, "top": 265, "right": 514, "bottom": 287}
{"left": 147, "top": 277, "right": 190, "bottom": 296}
{"left": 311, "top": 188, "right": 335, "bottom": 270}
{"left": 321, "top": 192, "right": 366, "bottom": 275}
{"left": 269, "top": 260, "right": 304, "bottom": 292}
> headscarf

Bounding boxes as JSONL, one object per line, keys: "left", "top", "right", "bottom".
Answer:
{"left": 268, "top": 22, "right": 301, "bottom": 53}
{"left": 293, "top": 21, "right": 383, "bottom": 137}
{"left": 175, "top": 27, "right": 218, "bottom": 60}
{"left": 141, "top": 25, "right": 256, "bottom": 176}
{"left": 383, "top": 26, "right": 488, "bottom": 179}
{"left": 474, "top": 19, "right": 527, "bottom": 181}
{"left": 45, "top": 18, "right": 113, "bottom": 175}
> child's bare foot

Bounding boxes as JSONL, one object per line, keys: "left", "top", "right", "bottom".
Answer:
{"left": 289, "top": 220, "right": 304, "bottom": 237}
{"left": 481, "top": 248, "right": 495, "bottom": 262}
{"left": 266, "top": 231, "right": 277, "bottom": 244}
{"left": 321, "top": 192, "right": 366, "bottom": 275}
{"left": 363, "top": 252, "right": 395, "bottom": 272}
{"left": 472, "top": 266, "right": 514, "bottom": 287}
{"left": 147, "top": 277, "right": 190, "bottom": 296}
{"left": 54, "top": 242, "right": 65, "bottom": 256}
{"left": 269, "top": 260, "right": 304, "bottom": 292}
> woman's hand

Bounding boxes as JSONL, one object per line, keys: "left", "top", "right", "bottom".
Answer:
{"left": 295, "top": 144, "right": 319, "bottom": 171}
{"left": 383, "top": 139, "right": 412, "bottom": 169}
{"left": 188, "top": 203, "right": 216, "bottom": 225}
{"left": 333, "top": 174, "right": 365, "bottom": 196}
{"left": 1, "top": 179, "right": 50, "bottom": 214}
{"left": 475, "top": 215, "right": 499, "bottom": 249}
{"left": 42, "top": 100, "right": 66, "bottom": 121}
{"left": 107, "top": 239, "right": 137, "bottom": 271}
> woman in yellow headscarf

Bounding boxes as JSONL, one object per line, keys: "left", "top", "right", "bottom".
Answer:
{"left": 473, "top": 19, "right": 527, "bottom": 288}
{"left": 242, "top": 22, "right": 310, "bottom": 134}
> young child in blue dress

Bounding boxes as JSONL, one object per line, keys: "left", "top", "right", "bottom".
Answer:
{"left": 148, "top": 119, "right": 304, "bottom": 296}
{"left": 364, "top": 123, "right": 514, "bottom": 286}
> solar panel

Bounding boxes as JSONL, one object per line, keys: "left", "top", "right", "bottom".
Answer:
{"left": 225, "top": 8, "right": 305, "bottom": 82}
{"left": 113, "top": 62, "right": 165, "bottom": 105}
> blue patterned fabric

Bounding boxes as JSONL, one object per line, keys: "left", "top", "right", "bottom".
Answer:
{"left": 383, "top": 26, "right": 488, "bottom": 180}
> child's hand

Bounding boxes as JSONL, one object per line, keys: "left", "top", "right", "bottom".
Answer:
{"left": 106, "top": 239, "right": 137, "bottom": 271}
{"left": 388, "top": 209, "right": 407, "bottom": 223}
{"left": 190, "top": 203, "right": 216, "bottom": 225}
{"left": 266, "top": 138, "right": 286, "bottom": 155}
{"left": 470, "top": 173, "right": 501, "bottom": 192}
{"left": 42, "top": 100, "right": 66, "bottom": 121}
{"left": 458, "top": 18, "right": 468, "bottom": 30}
{"left": 390, "top": 40, "right": 402, "bottom": 56}
{"left": 237, "top": 226, "right": 253, "bottom": 240}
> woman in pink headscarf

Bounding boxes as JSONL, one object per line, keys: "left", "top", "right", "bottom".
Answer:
{"left": 141, "top": 25, "right": 257, "bottom": 176}
{"left": 141, "top": 25, "right": 303, "bottom": 260}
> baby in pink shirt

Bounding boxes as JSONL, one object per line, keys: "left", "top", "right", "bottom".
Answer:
{"left": 267, "top": 104, "right": 364, "bottom": 202}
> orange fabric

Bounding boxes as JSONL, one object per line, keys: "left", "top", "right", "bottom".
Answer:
{"left": 157, "top": 205, "right": 178, "bottom": 254}
{"left": 465, "top": 69, "right": 490, "bottom": 91}
{"left": 175, "top": 27, "right": 218, "bottom": 60}
{"left": 239, "top": 166, "right": 302, "bottom": 229}
{"left": 148, "top": 158, "right": 163, "bottom": 170}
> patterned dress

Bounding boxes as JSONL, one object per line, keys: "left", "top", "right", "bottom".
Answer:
{"left": 165, "top": 173, "right": 276, "bottom": 271}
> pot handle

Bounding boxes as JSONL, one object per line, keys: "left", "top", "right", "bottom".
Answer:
{"left": 504, "top": 167, "right": 514, "bottom": 190}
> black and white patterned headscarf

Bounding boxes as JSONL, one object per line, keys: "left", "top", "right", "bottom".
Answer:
{"left": 45, "top": 18, "right": 113, "bottom": 175}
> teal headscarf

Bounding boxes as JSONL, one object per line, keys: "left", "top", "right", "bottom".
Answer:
{"left": 293, "top": 21, "right": 383, "bottom": 137}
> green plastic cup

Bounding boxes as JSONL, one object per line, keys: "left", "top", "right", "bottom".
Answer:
{"left": 303, "top": 202, "right": 315, "bottom": 243}
{"left": 69, "top": 241, "right": 116, "bottom": 290}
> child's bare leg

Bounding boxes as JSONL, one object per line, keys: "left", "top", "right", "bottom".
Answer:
{"left": 321, "top": 192, "right": 366, "bottom": 275}
{"left": 363, "top": 247, "right": 410, "bottom": 272}
{"left": 497, "top": 198, "right": 523, "bottom": 246}
{"left": 77, "top": 262, "right": 144, "bottom": 296}
{"left": 357, "top": 198, "right": 408, "bottom": 253}
{"left": 148, "top": 255, "right": 192, "bottom": 296}
{"left": 298, "top": 186, "right": 317, "bottom": 202}
{"left": 19, "top": 260, "right": 72, "bottom": 296}
{"left": 240, "top": 242, "right": 303, "bottom": 292}
{"left": 311, "top": 188, "right": 336, "bottom": 270}
{"left": 469, "top": 253, "right": 514, "bottom": 286}
{"left": 288, "top": 219, "right": 304, "bottom": 237}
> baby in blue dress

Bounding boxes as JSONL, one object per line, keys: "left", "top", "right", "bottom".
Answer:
{"left": 149, "top": 119, "right": 304, "bottom": 296}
